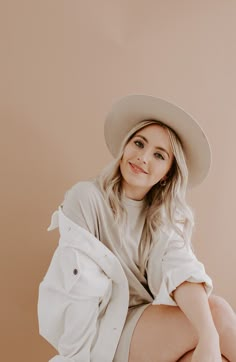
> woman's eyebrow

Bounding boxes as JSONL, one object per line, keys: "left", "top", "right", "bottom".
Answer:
{"left": 135, "top": 134, "right": 170, "bottom": 158}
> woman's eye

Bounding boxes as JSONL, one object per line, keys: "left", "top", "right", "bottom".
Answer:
{"left": 154, "top": 152, "right": 164, "bottom": 160}
{"left": 134, "top": 140, "right": 144, "bottom": 148}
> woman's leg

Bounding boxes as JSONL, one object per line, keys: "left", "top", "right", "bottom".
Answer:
{"left": 129, "top": 303, "right": 198, "bottom": 362}
{"left": 177, "top": 350, "right": 229, "bottom": 361}
{"left": 128, "top": 294, "right": 236, "bottom": 362}
{"left": 209, "top": 295, "right": 236, "bottom": 362}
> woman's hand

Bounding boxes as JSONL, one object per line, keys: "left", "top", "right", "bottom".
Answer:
{"left": 192, "top": 330, "right": 221, "bottom": 362}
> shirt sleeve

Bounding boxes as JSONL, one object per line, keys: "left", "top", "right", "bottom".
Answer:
{"left": 150, "top": 231, "right": 213, "bottom": 306}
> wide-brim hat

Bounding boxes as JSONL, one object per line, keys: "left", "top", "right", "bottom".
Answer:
{"left": 104, "top": 94, "right": 211, "bottom": 188}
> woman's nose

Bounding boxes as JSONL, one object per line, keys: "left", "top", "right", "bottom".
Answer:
{"left": 137, "top": 154, "right": 148, "bottom": 164}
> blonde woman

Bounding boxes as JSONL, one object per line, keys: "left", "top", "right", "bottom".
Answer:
{"left": 38, "top": 95, "right": 236, "bottom": 362}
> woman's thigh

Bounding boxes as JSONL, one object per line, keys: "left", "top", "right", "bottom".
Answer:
{"left": 177, "top": 350, "right": 229, "bottom": 362}
{"left": 129, "top": 294, "right": 236, "bottom": 362}
{"left": 129, "top": 303, "right": 198, "bottom": 362}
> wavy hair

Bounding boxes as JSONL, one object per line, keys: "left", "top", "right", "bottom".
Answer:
{"left": 96, "top": 120, "right": 194, "bottom": 274}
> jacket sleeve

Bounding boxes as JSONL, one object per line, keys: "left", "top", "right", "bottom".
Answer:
{"left": 38, "top": 245, "right": 111, "bottom": 362}
{"left": 148, "top": 231, "right": 213, "bottom": 306}
{"left": 62, "top": 181, "right": 101, "bottom": 239}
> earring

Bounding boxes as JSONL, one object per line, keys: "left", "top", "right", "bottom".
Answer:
{"left": 160, "top": 179, "right": 167, "bottom": 187}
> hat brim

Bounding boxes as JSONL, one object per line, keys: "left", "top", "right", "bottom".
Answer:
{"left": 104, "top": 94, "right": 211, "bottom": 188}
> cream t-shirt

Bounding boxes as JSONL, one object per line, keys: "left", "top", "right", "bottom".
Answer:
{"left": 62, "top": 179, "right": 154, "bottom": 307}
{"left": 119, "top": 195, "right": 145, "bottom": 269}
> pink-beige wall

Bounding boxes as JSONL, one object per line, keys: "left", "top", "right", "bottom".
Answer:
{"left": 1, "top": 1, "right": 235, "bottom": 361}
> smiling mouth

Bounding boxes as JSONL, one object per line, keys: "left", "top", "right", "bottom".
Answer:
{"left": 129, "top": 162, "right": 148, "bottom": 174}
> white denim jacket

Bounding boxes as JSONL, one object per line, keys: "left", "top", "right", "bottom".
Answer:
{"left": 38, "top": 207, "right": 212, "bottom": 362}
{"left": 38, "top": 207, "right": 129, "bottom": 362}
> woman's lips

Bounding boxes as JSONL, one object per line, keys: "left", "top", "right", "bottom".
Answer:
{"left": 129, "top": 162, "right": 148, "bottom": 174}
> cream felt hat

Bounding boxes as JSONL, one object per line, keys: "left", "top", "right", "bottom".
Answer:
{"left": 104, "top": 94, "right": 211, "bottom": 188}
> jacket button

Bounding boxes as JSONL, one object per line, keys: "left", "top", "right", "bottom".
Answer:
{"left": 73, "top": 268, "right": 78, "bottom": 275}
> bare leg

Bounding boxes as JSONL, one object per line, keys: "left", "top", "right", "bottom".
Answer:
{"left": 209, "top": 295, "right": 236, "bottom": 362}
{"left": 128, "top": 294, "right": 236, "bottom": 362}
{"left": 129, "top": 304, "right": 198, "bottom": 362}
{"left": 177, "top": 350, "right": 229, "bottom": 361}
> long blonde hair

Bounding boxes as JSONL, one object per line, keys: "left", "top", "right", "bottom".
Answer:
{"left": 96, "top": 120, "right": 194, "bottom": 274}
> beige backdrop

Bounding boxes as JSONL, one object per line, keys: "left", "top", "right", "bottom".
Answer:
{"left": 1, "top": 1, "right": 236, "bottom": 361}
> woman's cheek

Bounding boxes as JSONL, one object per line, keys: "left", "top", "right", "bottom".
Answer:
{"left": 124, "top": 147, "right": 133, "bottom": 159}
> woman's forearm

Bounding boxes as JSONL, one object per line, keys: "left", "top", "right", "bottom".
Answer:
{"left": 173, "top": 281, "right": 218, "bottom": 338}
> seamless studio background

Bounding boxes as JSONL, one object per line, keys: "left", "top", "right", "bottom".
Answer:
{"left": 1, "top": 1, "right": 235, "bottom": 361}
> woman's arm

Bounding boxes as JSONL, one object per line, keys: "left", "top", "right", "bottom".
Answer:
{"left": 173, "top": 281, "right": 221, "bottom": 362}
{"left": 173, "top": 281, "right": 216, "bottom": 335}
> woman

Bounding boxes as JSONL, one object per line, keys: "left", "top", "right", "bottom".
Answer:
{"left": 38, "top": 95, "right": 236, "bottom": 362}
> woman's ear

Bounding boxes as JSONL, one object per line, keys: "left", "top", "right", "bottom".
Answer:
{"left": 162, "top": 174, "right": 168, "bottom": 181}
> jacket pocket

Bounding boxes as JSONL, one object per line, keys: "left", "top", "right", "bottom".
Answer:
{"left": 59, "top": 246, "right": 111, "bottom": 299}
{"left": 59, "top": 246, "right": 81, "bottom": 293}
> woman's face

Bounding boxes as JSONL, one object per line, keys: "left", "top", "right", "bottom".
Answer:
{"left": 120, "top": 124, "right": 174, "bottom": 200}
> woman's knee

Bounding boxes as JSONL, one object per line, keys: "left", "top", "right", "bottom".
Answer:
{"left": 209, "top": 295, "right": 234, "bottom": 316}
{"left": 209, "top": 294, "right": 236, "bottom": 333}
